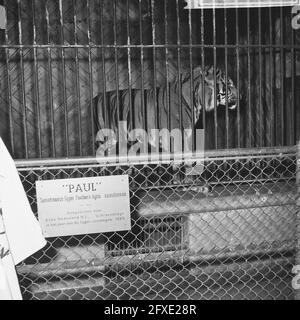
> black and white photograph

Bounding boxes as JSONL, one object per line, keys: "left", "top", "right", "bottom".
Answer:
{"left": 0, "top": 0, "right": 300, "bottom": 303}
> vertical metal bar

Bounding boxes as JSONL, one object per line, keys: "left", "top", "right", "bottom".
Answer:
{"left": 58, "top": 0, "right": 69, "bottom": 157}
{"left": 99, "top": 0, "right": 107, "bottom": 131}
{"left": 258, "top": 7, "right": 262, "bottom": 147}
{"left": 113, "top": 0, "right": 120, "bottom": 138}
{"left": 32, "top": 0, "right": 42, "bottom": 158}
{"left": 45, "top": 1, "right": 56, "bottom": 157}
{"left": 176, "top": 0, "right": 182, "bottom": 153}
{"left": 151, "top": 0, "right": 158, "bottom": 132}
{"left": 188, "top": 5, "right": 195, "bottom": 152}
{"left": 73, "top": 0, "right": 82, "bottom": 155}
{"left": 201, "top": 9, "right": 205, "bottom": 138}
{"left": 17, "top": 0, "right": 28, "bottom": 158}
{"left": 86, "top": 0, "right": 95, "bottom": 155}
{"left": 291, "top": 9, "right": 296, "bottom": 145}
{"left": 126, "top": 0, "right": 133, "bottom": 131}
{"left": 236, "top": 8, "right": 240, "bottom": 148}
{"left": 247, "top": 8, "right": 252, "bottom": 147}
{"left": 213, "top": 8, "right": 217, "bottom": 149}
{"left": 138, "top": 0, "right": 145, "bottom": 133}
{"left": 269, "top": 7, "right": 274, "bottom": 146}
{"left": 164, "top": 0, "right": 170, "bottom": 142}
{"left": 280, "top": 7, "right": 284, "bottom": 145}
{"left": 4, "top": 0, "right": 15, "bottom": 156}
{"left": 150, "top": 0, "right": 161, "bottom": 181}
{"left": 224, "top": 8, "right": 229, "bottom": 149}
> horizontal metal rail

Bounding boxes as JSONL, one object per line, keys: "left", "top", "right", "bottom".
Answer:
{"left": 15, "top": 145, "right": 297, "bottom": 169}
{"left": 1, "top": 43, "right": 300, "bottom": 49}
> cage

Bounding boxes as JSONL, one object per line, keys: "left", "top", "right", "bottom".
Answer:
{"left": 0, "top": 0, "right": 299, "bottom": 300}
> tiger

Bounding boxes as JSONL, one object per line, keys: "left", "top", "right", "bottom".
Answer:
{"left": 94, "top": 65, "right": 238, "bottom": 160}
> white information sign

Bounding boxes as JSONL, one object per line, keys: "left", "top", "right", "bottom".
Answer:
{"left": 36, "top": 175, "right": 131, "bottom": 238}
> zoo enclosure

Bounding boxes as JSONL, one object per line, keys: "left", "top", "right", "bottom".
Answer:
{"left": 0, "top": 0, "right": 299, "bottom": 300}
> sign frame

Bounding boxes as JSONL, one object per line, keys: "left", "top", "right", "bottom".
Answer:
{"left": 36, "top": 175, "right": 131, "bottom": 238}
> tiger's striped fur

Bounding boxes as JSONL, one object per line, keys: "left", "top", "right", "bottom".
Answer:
{"left": 94, "top": 66, "right": 238, "bottom": 157}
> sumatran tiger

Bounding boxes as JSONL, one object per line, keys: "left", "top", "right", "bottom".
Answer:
{"left": 93, "top": 65, "right": 238, "bottom": 160}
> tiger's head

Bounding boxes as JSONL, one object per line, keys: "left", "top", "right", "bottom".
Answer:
{"left": 215, "top": 67, "right": 238, "bottom": 110}
{"left": 191, "top": 66, "right": 238, "bottom": 118}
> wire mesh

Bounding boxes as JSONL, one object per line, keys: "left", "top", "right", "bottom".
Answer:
{"left": 15, "top": 146, "right": 297, "bottom": 300}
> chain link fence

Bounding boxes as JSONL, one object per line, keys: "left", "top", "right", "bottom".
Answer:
{"left": 15, "top": 146, "right": 297, "bottom": 300}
